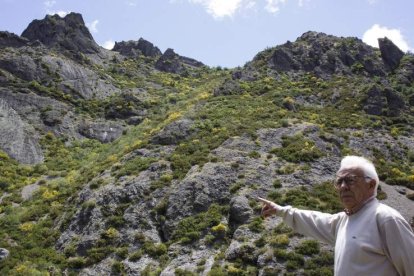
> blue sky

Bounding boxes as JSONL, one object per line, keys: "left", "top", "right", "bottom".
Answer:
{"left": 1, "top": 0, "right": 413, "bottom": 68}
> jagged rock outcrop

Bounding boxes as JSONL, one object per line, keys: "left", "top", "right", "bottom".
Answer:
{"left": 150, "top": 119, "right": 196, "bottom": 145}
{"left": 78, "top": 121, "right": 124, "bottom": 143}
{"left": 21, "top": 13, "right": 100, "bottom": 54}
{"left": 113, "top": 38, "right": 162, "bottom": 58}
{"left": 378, "top": 37, "right": 404, "bottom": 71}
{"left": 362, "top": 85, "right": 405, "bottom": 117}
{"left": 250, "top": 31, "right": 386, "bottom": 78}
{"left": 0, "top": 31, "right": 28, "bottom": 48}
{"left": 155, "top": 48, "right": 204, "bottom": 74}
{"left": 0, "top": 48, "right": 120, "bottom": 99}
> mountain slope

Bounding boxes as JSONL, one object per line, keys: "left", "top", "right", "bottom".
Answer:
{"left": 0, "top": 12, "right": 413, "bottom": 275}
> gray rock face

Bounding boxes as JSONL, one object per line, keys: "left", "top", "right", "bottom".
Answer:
{"left": 0, "top": 50, "right": 120, "bottom": 99}
{"left": 363, "top": 85, "right": 405, "bottom": 117}
{"left": 0, "top": 98, "right": 43, "bottom": 164}
{"left": 151, "top": 119, "right": 196, "bottom": 145}
{"left": 21, "top": 13, "right": 100, "bottom": 54}
{"left": 113, "top": 38, "right": 162, "bottom": 58}
{"left": 213, "top": 79, "right": 242, "bottom": 96}
{"left": 363, "top": 85, "right": 385, "bottom": 115}
{"left": 0, "top": 248, "right": 9, "bottom": 261}
{"left": 0, "top": 31, "right": 28, "bottom": 48}
{"left": 394, "top": 55, "right": 414, "bottom": 85}
{"left": 384, "top": 88, "right": 405, "bottom": 117}
{"left": 163, "top": 162, "right": 238, "bottom": 239}
{"left": 78, "top": 121, "right": 124, "bottom": 143}
{"left": 155, "top": 48, "right": 204, "bottom": 74}
{"left": 378, "top": 37, "right": 404, "bottom": 71}
{"left": 271, "top": 47, "right": 301, "bottom": 71}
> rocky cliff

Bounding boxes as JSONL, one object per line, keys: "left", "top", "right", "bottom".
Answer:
{"left": 0, "top": 13, "right": 413, "bottom": 275}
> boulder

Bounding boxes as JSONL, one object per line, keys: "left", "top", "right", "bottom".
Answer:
{"left": 78, "top": 121, "right": 124, "bottom": 143}
{"left": 0, "top": 248, "right": 9, "bottom": 262}
{"left": 229, "top": 196, "right": 253, "bottom": 225}
{"left": 378, "top": 37, "right": 404, "bottom": 71}
{"left": 150, "top": 119, "right": 196, "bottom": 145}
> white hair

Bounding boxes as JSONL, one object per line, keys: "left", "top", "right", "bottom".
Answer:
{"left": 339, "top": 156, "right": 379, "bottom": 196}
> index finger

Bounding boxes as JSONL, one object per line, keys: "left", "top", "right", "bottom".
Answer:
{"left": 257, "top": 197, "right": 273, "bottom": 205}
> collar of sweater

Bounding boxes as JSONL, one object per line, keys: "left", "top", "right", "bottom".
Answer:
{"left": 344, "top": 195, "right": 376, "bottom": 216}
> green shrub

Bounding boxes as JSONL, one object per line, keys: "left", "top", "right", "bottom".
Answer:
{"left": 172, "top": 204, "right": 225, "bottom": 243}
{"left": 67, "top": 257, "right": 87, "bottom": 268}
{"left": 143, "top": 242, "right": 168, "bottom": 258}
{"left": 270, "top": 134, "right": 323, "bottom": 163}
{"left": 273, "top": 179, "right": 282, "bottom": 188}
{"left": 269, "top": 234, "right": 290, "bottom": 248}
{"left": 248, "top": 151, "right": 261, "bottom": 159}
{"left": 114, "top": 156, "right": 155, "bottom": 178}
{"left": 229, "top": 182, "right": 243, "bottom": 194}
{"left": 129, "top": 250, "right": 143, "bottom": 261}
{"left": 111, "top": 260, "right": 125, "bottom": 274}
{"left": 248, "top": 216, "right": 264, "bottom": 233}
{"left": 175, "top": 268, "right": 197, "bottom": 276}
{"left": 295, "top": 239, "right": 320, "bottom": 255}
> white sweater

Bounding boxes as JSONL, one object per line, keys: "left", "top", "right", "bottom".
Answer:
{"left": 278, "top": 199, "right": 414, "bottom": 276}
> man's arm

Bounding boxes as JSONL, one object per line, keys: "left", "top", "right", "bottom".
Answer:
{"left": 380, "top": 218, "right": 414, "bottom": 276}
{"left": 258, "top": 197, "right": 338, "bottom": 245}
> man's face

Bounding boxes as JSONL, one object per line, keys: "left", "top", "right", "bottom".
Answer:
{"left": 335, "top": 167, "right": 375, "bottom": 210}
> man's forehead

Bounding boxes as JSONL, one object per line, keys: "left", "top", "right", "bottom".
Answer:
{"left": 337, "top": 167, "right": 363, "bottom": 176}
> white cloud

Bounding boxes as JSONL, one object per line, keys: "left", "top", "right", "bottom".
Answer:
{"left": 362, "top": 24, "right": 411, "bottom": 52}
{"left": 46, "top": 10, "right": 70, "bottom": 17}
{"left": 101, "top": 40, "right": 115, "bottom": 50}
{"left": 265, "top": 0, "right": 287, "bottom": 13}
{"left": 189, "top": 0, "right": 245, "bottom": 19}
{"left": 181, "top": 0, "right": 306, "bottom": 18}
{"left": 126, "top": 0, "right": 137, "bottom": 6}
{"left": 367, "top": 0, "right": 378, "bottom": 5}
{"left": 44, "top": 0, "right": 56, "bottom": 8}
{"left": 87, "top": 20, "right": 99, "bottom": 33}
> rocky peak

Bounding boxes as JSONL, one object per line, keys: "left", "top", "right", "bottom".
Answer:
{"left": 112, "top": 38, "right": 162, "bottom": 58}
{"left": 155, "top": 48, "right": 204, "bottom": 74}
{"left": 251, "top": 31, "right": 386, "bottom": 78}
{"left": 378, "top": 37, "right": 404, "bottom": 71}
{"left": 21, "top": 12, "right": 100, "bottom": 54}
{"left": 0, "top": 31, "right": 29, "bottom": 48}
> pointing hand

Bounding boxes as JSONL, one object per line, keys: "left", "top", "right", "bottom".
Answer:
{"left": 258, "top": 197, "right": 280, "bottom": 218}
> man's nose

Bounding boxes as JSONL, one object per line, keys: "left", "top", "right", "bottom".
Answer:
{"left": 338, "top": 181, "right": 350, "bottom": 190}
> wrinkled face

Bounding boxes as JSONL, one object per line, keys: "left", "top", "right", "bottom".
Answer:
{"left": 335, "top": 167, "right": 375, "bottom": 210}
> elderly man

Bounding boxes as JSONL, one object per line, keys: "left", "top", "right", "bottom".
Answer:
{"left": 259, "top": 156, "right": 414, "bottom": 276}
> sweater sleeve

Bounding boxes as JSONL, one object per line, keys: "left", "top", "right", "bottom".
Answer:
{"left": 380, "top": 218, "right": 414, "bottom": 276}
{"left": 278, "top": 206, "right": 339, "bottom": 245}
